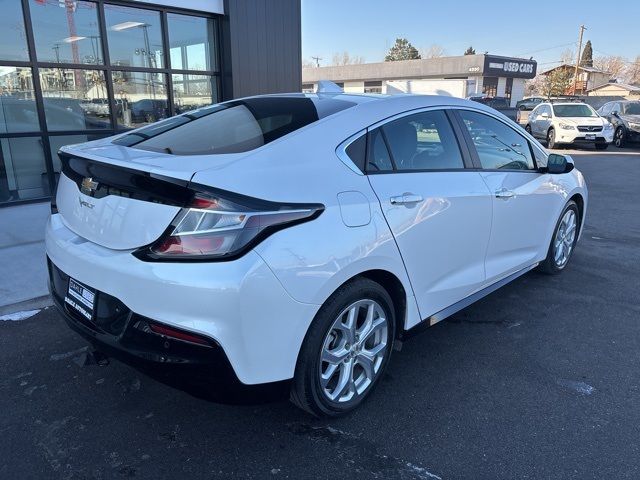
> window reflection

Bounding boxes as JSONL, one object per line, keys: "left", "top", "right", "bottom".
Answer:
{"left": 39, "top": 68, "right": 110, "bottom": 130}
{"left": 0, "top": 0, "right": 29, "bottom": 61}
{"left": 49, "top": 133, "right": 107, "bottom": 173}
{"left": 172, "top": 74, "right": 217, "bottom": 113}
{"left": 105, "top": 5, "right": 164, "bottom": 68}
{"left": 30, "top": 0, "right": 102, "bottom": 64}
{"left": 0, "top": 137, "right": 49, "bottom": 202}
{"left": 112, "top": 71, "right": 168, "bottom": 128}
{"left": 168, "top": 13, "right": 216, "bottom": 71}
{"left": 0, "top": 67, "right": 40, "bottom": 133}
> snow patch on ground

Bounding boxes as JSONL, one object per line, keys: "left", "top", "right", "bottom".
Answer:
{"left": 0, "top": 309, "right": 41, "bottom": 322}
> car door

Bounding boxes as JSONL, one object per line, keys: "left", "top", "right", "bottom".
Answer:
{"left": 532, "top": 105, "right": 550, "bottom": 138}
{"left": 454, "top": 109, "right": 563, "bottom": 283}
{"left": 529, "top": 105, "right": 542, "bottom": 137}
{"left": 366, "top": 109, "right": 493, "bottom": 318}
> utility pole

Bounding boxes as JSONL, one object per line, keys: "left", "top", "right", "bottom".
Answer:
{"left": 572, "top": 25, "right": 587, "bottom": 95}
{"left": 311, "top": 56, "right": 322, "bottom": 68}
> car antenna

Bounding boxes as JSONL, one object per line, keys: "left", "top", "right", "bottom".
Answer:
{"left": 316, "top": 80, "right": 343, "bottom": 94}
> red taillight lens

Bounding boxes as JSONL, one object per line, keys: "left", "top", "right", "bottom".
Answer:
{"left": 136, "top": 191, "right": 323, "bottom": 261}
{"left": 148, "top": 322, "right": 212, "bottom": 346}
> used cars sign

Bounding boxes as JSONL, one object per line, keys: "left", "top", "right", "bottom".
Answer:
{"left": 483, "top": 55, "right": 537, "bottom": 79}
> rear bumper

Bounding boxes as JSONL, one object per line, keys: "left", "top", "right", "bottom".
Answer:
{"left": 45, "top": 214, "right": 320, "bottom": 385}
{"left": 48, "top": 260, "right": 246, "bottom": 390}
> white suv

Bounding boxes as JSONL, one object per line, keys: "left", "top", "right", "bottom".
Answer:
{"left": 526, "top": 102, "right": 613, "bottom": 149}
{"left": 46, "top": 93, "right": 587, "bottom": 416}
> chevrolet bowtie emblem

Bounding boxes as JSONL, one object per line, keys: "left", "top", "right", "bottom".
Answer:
{"left": 80, "top": 177, "right": 99, "bottom": 195}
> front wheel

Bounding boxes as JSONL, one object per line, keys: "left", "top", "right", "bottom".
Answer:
{"left": 547, "top": 128, "right": 557, "bottom": 149}
{"left": 290, "top": 278, "right": 396, "bottom": 417}
{"left": 538, "top": 200, "right": 579, "bottom": 274}
{"left": 614, "top": 126, "right": 626, "bottom": 148}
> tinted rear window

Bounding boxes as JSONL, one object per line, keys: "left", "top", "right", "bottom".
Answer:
{"left": 115, "top": 96, "right": 356, "bottom": 155}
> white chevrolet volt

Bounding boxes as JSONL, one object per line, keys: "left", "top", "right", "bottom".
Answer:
{"left": 46, "top": 90, "right": 587, "bottom": 416}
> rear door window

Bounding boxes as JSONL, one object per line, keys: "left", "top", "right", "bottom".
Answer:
{"left": 380, "top": 110, "right": 465, "bottom": 171}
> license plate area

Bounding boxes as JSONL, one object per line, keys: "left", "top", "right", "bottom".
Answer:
{"left": 585, "top": 133, "right": 596, "bottom": 140}
{"left": 65, "top": 277, "right": 96, "bottom": 322}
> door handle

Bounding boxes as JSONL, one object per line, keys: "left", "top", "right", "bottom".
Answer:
{"left": 495, "top": 188, "right": 515, "bottom": 199}
{"left": 390, "top": 193, "right": 424, "bottom": 205}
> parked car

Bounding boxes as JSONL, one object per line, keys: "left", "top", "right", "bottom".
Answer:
{"left": 516, "top": 96, "right": 545, "bottom": 111}
{"left": 130, "top": 98, "right": 168, "bottom": 123}
{"left": 468, "top": 95, "right": 518, "bottom": 121}
{"left": 47, "top": 92, "right": 587, "bottom": 416}
{"left": 597, "top": 100, "right": 640, "bottom": 148}
{"left": 525, "top": 102, "right": 614, "bottom": 149}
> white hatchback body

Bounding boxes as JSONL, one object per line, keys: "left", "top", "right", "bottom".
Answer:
{"left": 46, "top": 93, "right": 587, "bottom": 408}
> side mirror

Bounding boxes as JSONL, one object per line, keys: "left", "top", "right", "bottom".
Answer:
{"left": 611, "top": 111, "right": 619, "bottom": 117}
{"left": 540, "top": 112, "right": 550, "bottom": 119}
{"left": 544, "top": 153, "right": 574, "bottom": 174}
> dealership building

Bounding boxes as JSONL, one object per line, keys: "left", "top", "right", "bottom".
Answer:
{"left": 303, "top": 54, "right": 537, "bottom": 104}
{"left": 0, "top": 0, "right": 301, "bottom": 207}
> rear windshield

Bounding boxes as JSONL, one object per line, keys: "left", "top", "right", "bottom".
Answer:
{"left": 553, "top": 104, "right": 596, "bottom": 118}
{"left": 114, "top": 96, "right": 356, "bottom": 155}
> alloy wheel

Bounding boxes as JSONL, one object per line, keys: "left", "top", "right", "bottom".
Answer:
{"left": 553, "top": 209, "right": 577, "bottom": 268}
{"left": 319, "top": 299, "right": 388, "bottom": 403}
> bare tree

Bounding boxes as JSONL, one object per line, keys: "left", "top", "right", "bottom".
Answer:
{"left": 593, "top": 55, "right": 627, "bottom": 79}
{"left": 559, "top": 48, "right": 575, "bottom": 64}
{"left": 624, "top": 55, "right": 640, "bottom": 84}
{"left": 421, "top": 44, "right": 446, "bottom": 59}
{"left": 331, "top": 51, "right": 365, "bottom": 66}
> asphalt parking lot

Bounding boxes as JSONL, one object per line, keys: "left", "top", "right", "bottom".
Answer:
{"left": 2, "top": 147, "right": 639, "bottom": 480}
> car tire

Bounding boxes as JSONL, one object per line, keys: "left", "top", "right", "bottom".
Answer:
{"left": 290, "top": 277, "right": 396, "bottom": 417}
{"left": 595, "top": 143, "right": 609, "bottom": 150}
{"left": 547, "top": 128, "right": 556, "bottom": 149}
{"left": 614, "top": 126, "right": 626, "bottom": 148}
{"left": 538, "top": 200, "right": 579, "bottom": 275}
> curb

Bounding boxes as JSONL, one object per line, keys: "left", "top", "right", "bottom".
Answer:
{"left": 0, "top": 295, "right": 53, "bottom": 316}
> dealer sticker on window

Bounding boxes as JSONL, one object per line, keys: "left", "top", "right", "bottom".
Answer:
{"left": 64, "top": 278, "right": 96, "bottom": 321}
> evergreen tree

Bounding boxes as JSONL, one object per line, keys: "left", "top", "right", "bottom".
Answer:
{"left": 581, "top": 40, "right": 593, "bottom": 67}
{"left": 385, "top": 38, "right": 421, "bottom": 61}
{"left": 464, "top": 46, "right": 476, "bottom": 55}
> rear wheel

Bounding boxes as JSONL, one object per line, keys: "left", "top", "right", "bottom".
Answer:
{"left": 538, "top": 200, "right": 579, "bottom": 274}
{"left": 290, "top": 278, "right": 395, "bottom": 417}
{"left": 614, "top": 126, "right": 626, "bottom": 148}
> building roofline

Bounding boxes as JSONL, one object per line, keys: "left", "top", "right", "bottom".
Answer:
{"left": 302, "top": 54, "right": 537, "bottom": 83}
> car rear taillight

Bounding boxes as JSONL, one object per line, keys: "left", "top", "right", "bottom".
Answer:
{"left": 134, "top": 188, "right": 323, "bottom": 261}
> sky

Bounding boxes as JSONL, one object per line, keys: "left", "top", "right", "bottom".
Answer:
{"left": 302, "top": 0, "right": 640, "bottom": 71}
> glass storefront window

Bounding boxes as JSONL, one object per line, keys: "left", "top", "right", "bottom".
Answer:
{"left": 0, "top": 67, "right": 40, "bottom": 133}
{"left": 30, "top": 0, "right": 103, "bottom": 65}
{"left": 49, "top": 134, "right": 108, "bottom": 173}
{"left": 172, "top": 74, "right": 217, "bottom": 114}
{"left": 39, "top": 68, "right": 110, "bottom": 130}
{"left": 112, "top": 71, "right": 168, "bottom": 128}
{"left": 0, "top": 0, "right": 29, "bottom": 61}
{"left": 0, "top": 137, "right": 49, "bottom": 202}
{"left": 168, "top": 13, "right": 217, "bottom": 71}
{"left": 105, "top": 5, "right": 164, "bottom": 69}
